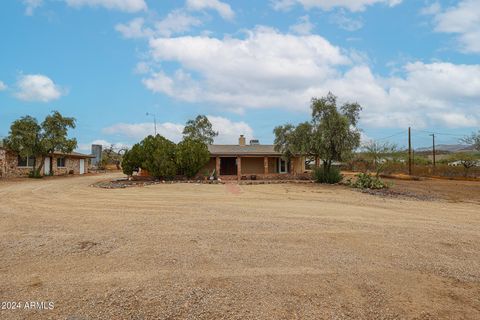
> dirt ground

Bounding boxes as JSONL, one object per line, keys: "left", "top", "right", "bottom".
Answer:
{"left": 0, "top": 173, "right": 479, "bottom": 319}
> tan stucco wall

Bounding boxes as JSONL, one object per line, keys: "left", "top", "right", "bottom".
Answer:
{"left": 241, "top": 157, "right": 264, "bottom": 174}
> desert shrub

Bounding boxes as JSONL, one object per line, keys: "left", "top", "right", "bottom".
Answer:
{"left": 176, "top": 138, "right": 210, "bottom": 178}
{"left": 351, "top": 172, "right": 389, "bottom": 189}
{"left": 312, "top": 166, "right": 343, "bottom": 184}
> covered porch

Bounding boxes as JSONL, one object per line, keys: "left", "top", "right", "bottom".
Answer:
{"left": 203, "top": 156, "right": 305, "bottom": 180}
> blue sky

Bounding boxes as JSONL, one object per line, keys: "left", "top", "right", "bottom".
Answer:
{"left": 0, "top": 0, "right": 479, "bottom": 152}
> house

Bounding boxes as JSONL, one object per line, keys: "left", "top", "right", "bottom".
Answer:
{"left": 0, "top": 142, "right": 94, "bottom": 178}
{"left": 201, "top": 135, "right": 309, "bottom": 180}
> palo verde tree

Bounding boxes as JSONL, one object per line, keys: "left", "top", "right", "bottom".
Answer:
{"left": 176, "top": 138, "right": 210, "bottom": 178}
{"left": 274, "top": 93, "right": 362, "bottom": 177}
{"left": 4, "top": 111, "right": 77, "bottom": 176}
{"left": 182, "top": 115, "right": 218, "bottom": 145}
{"left": 362, "top": 141, "right": 398, "bottom": 177}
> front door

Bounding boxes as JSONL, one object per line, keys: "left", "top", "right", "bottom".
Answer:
{"left": 44, "top": 157, "right": 51, "bottom": 175}
{"left": 79, "top": 159, "right": 85, "bottom": 175}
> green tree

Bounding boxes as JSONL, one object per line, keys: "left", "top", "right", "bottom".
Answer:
{"left": 121, "top": 144, "right": 144, "bottom": 176}
{"left": 4, "top": 111, "right": 77, "bottom": 176}
{"left": 310, "top": 93, "right": 362, "bottom": 173}
{"left": 176, "top": 138, "right": 210, "bottom": 178}
{"left": 274, "top": 93, "right": 362, "bottom": 180}
{"left": 141, "top": 135, "right": 177, "bottom": 179}
{"left": 4, "top": 116, "right": 41, "bottom": 169}
{"left": 183, "top": 115, "right": 218, "bottom": 145}
{"left": 39, "top": 111, "right": 77, "bottom": 173}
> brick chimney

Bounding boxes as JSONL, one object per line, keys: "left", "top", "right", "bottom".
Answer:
{"left": 239, "top": 135, "right": 246, "bottom": 146}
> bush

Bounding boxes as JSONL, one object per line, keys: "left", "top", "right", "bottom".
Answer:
{"left": 312, "top": 166, "right": 343, "bottom": 184}
{"left": 351, "top": 172, "right": 389, "bottom": 189}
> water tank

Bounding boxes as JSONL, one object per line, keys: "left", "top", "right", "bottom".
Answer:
{"left": 91, "top": 144, "right": 102, "bottom": 167}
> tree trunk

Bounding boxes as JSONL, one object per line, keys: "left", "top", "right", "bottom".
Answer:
{"left": 36, "top": 156, "right": 45, "bottom": 175}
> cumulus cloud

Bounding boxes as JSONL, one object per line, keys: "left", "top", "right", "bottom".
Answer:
{"left": 139, "top": 27, "right": 480, "bottom": 128}
{"left": 116, "top": 11, "right": 202, "bottom": 39}
{"left": 426, "top": 0, "right": 480, "bottom": 54}
{"left": 15, "top": 74, "right": 65, "bottom": 102}
{"left": 102, "top": 116, "right": 254, "bottom": 144}
{"left": 186, "top": 0, "right": 235, "bottom": 20}
{"left": 65, "top": 0, "right": 147, "bottom": 12}
{"left": 0, "top": 81, "right": 7, "bottom": 91}
{"left": 271, "top": 0, "right": 402, "bottom": 12}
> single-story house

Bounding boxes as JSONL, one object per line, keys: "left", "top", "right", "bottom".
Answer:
{"left": 201, "top": 135, "right": 309, "bottom": 180}
{"left": 0, "top": 142, "right": 94, "bottom": 178}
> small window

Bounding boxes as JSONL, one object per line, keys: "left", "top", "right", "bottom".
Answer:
{"left": 278, "top": 158, "right": 288, "bottom": 174}
{"left": 57, "top": 157, "right": 66, "bottom": 167}
{"left": 18, "top": 155, "right": 35, "bottom": 167}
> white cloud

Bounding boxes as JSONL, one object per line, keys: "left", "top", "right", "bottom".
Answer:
{"left": 15, "top": 74, "right": 65, "bottom": 102}
{"left": 186, "top": 0, "right": 235, "bottom": 20}
{"left": 103, "top": 122, "right": 184, "bottom": 142}
{"left": 22, "top": 0, "right": 43, "bottom": 15}
{"left": 427, "top": 0, "right": 480, "bottom": 54}
{"left": 115, "top": 18, "right": 154, "bottom": 39}
{"left": 208, "top": 116, "right": 254, "bottom": 144}
{"left": 116, "top": 11, "right": 202, "bottom": 39}
{"left": 145, "top": 26, "right": 349, "bottom": 111}
{"left": 329, "top": 9, "right": 363, "bottom": 31}
{"left": 139, "top": 27, "right": 480, "bottom": 128}
{"left": 271, "top": 0, "right": 402, "bottom": 12}
{"left": 289, "top": 15, "right": 315, "bottom": 35}
{"left": 65, "top": 0, "right": 147, "bottom": 12}
{"left": 0, "top": 81, "right": 7, "bottom": 91}
{"left": 102, "top": 116, "right": 254, "bottom": 144}
{"left": 155, "top": 10, "right": 203, "bottom": 37}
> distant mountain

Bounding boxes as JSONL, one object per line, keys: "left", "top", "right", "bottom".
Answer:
{"left": 416, "top": 144, "right": 474, "bottom": 152}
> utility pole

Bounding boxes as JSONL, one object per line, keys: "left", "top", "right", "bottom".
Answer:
{"left": 430, "top": 133, "right": 436, "bottom": 171}
{"left": 408, "top": 127, "right": 412, "bottom": 175}
{"left": 146, "top": 112, "right": 157, "bottom": 136}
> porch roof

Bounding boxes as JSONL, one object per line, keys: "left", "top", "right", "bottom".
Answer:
{"left": 208, "top": 144, "right": 282, "bottom": 156}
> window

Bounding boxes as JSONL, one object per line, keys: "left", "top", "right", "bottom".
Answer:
{"left": 17, "top": 155, "right": 35, "bottom": 167}
{"left": 278, "top": 158, "right": 288, "bottom": 174}
{"left": 57, "top": 157, "right": 66, "bottom": 168}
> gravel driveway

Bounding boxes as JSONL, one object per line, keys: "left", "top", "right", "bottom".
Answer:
{"left": 0, "top": 173, "right": 479, "bottom": 319}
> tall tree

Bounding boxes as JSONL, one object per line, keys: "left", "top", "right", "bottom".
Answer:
{"left": 274, "top": 92, "right": 362, "bottom": 175}
{"left": 39, "top": 111, "right": 77, "bottom": 173}
{"left": 4, "top": 116, "right": 42, "bottom": 168}
{"left": 4, "top": 111, "right": 77, "bottom": 176}
{"left": 183, "top": 115, "right": 218, "bottom": 145}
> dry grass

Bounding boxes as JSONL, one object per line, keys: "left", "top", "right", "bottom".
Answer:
{"left": 0, "top": 173, "right": 479, "bottom": 319}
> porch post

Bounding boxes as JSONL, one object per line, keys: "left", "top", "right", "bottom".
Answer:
{"left": 264, "top": 156, "right": 268, "bottom": 175}
{"left": 215, "top": 156, "right": 221, "bottom": 177}
{"left": 237, "top": 156, "right": 242, "bottom": 180}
